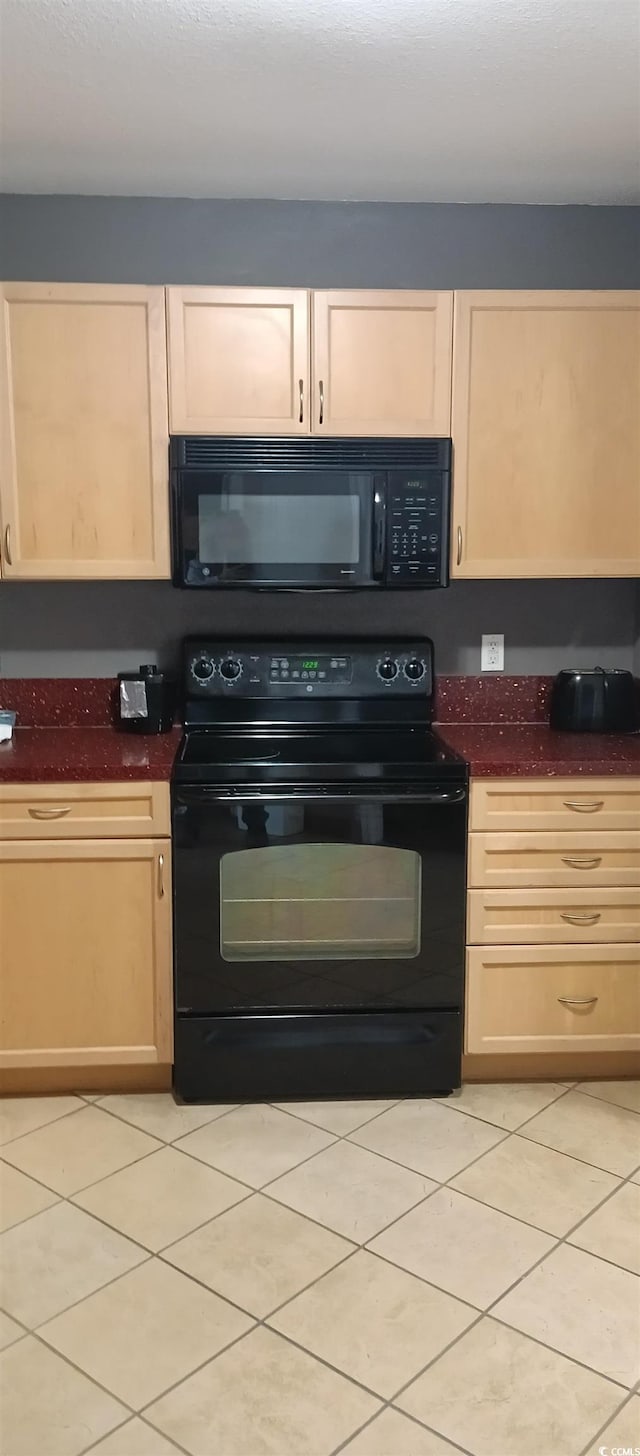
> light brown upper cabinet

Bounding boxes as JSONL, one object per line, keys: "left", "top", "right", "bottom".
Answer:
{"left": 312, "top": 291, "right": 453, "bottom": 436}
{"left": 0, "top": 283, "right": 170, "bottom": 579}
{"left": 167, "top": 287, "right": 310, "bottom": 434}
{"left": 452, "top": 291, "right": 640, "bottom": 578}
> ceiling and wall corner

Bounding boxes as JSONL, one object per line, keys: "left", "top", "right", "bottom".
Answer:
{"left": 1, "top": 0, "right": 639, "bottom": 204}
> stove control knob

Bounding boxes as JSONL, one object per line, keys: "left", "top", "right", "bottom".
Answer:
{"left": 404, "top": 658, "right": 425, "bottom": 681}
{"left": 192, "top": 656, "right": 215, "bottom": 682}
{"left": 220, "top": 657, "right": 242, "bottom": 681}
{"left": 377, "top": 657, "right": 399, "bottom": 682}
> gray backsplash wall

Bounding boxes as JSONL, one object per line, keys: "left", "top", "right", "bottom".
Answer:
{"left": 0, "top": 195, "right": 638, "bottom": 679}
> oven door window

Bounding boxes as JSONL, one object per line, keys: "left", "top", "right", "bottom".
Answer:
{"left": 178, "top": 470, "right": 376, "bottom": 586}
{"left": 220, "top": 837, "right": 421, "bottom": 961}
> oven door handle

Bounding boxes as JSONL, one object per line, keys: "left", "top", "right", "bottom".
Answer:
{"left": 174, "top": 788, "right": 467, "bottom": 806}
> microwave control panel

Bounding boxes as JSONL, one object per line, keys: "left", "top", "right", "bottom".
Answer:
{"left": 387, "top": 475, "right": 445, "bottom": 583}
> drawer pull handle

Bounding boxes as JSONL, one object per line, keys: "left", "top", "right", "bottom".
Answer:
{"left": 28, "top": 805, "right": 72, "bottom": 819}
{"left": 557, "top": 995, "right": 599, "bottom": 1009}
{"left": 4, "top": 524, "right": 12, "bottom": 566}
{"left": 561, "top": 856, "right": 602, "bottom": 870}
{"left": 456, "top": 526, "right": 463, "bottom": 566}
{"left": 560, "top": 912, "right": 601, "bottom": 925}
{"left": 563, "top": 800, "right": 604, "bottom": 813}
{"left": 158, "top": 853, "right": 165, "bottom": 898}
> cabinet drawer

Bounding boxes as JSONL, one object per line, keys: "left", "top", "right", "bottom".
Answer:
{"left": 0, "top": 783, "right": 170, "bottom": 839}
{"left": 466, "top": 944, "right": 640, "bottom": 1054}
{"left": 467, "top": 887, "right": 640, "bottom": 944}
{"left": 470, "top": 778, "right": 640, "bottom": 833}
{"left": 468, "top": 831, "right": 640, "bottom": 888}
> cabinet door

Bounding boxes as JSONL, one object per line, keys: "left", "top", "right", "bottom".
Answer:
{"left": 167, "top": 287, "right": 310, "bottom": 433}
{"left": 452, "top": 291, "right": 640, "bottom": 577}
{"left": 0, "top": 840, "right": 172, "bottom": 1068}
{"left": 466, "top": 944, "right": 640, "bottom": 1054}
{"left": 0, "top": 284, "right": 170, "bottom": 579}
{"left": 312, "top": 290, "right": 453, "bottom": 435}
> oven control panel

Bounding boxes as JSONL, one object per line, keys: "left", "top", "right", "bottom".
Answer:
{"left": 184, "top": 639, "right": 434, "bottom": 698}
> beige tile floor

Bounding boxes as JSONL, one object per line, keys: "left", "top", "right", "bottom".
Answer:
{"left": 0, "top": 1081, "right": 638, "bottom": 1456}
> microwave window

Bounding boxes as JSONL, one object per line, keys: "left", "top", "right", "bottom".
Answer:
{"left": 198, "top": 492, "right": 361, "bottom": 565}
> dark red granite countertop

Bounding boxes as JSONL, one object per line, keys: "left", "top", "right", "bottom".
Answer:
{"left": 437, "top": 723, "right": 640, "bottom": 777}
{"left": 0, "top": 727, "right": 182, "bottom": 783}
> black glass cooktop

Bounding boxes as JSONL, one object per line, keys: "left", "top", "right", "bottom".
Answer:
{"left": 174, "top": 728, "right": 466, "bottom": 787}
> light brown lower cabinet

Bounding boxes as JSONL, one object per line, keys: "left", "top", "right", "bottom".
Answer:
{"left": 0, "top": 837, "right": 172, "bottom": 1069}
{"left": 465, "top": 945, "right": 640, "bottom": 1055}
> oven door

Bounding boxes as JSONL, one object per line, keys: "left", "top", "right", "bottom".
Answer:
{"left": 173, "top": 469, "right": 382, "bottom": 587}
{"left": 173, "top": 787, "right": 467, "bottom": 1015}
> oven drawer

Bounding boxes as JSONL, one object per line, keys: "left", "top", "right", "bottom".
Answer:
{"left": 0, "top": 783, "right": 170, "bottom": 839}
{"left": 470, "top": 778, "right": 640, "bottom": 833}
{"left": 468, "top": 831, "right": 640, "bottom": 888}
{"left": 467, "top": 887, "right": 640, "bottom": 944}
{"left": 465, "top": 944, "right": 640, "bottom": 1054}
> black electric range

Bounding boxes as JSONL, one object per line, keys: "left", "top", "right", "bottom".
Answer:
{"left": 172, "top": 639, "right": 468, "bottom": 1101}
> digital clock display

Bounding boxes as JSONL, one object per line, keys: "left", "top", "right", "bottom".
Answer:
{"left": 302, "top": 659, "right": 319, "bottom": 670}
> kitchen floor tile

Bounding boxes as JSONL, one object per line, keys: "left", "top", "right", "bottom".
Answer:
{"left": 85, "top": 1416, "right": 184, "bottom": 1455}
{"left": 0, "top": 1311, "right": 25, "bottom": 1350}
{"left": 1, "top": 1104, "right": 161, "bottom": 1195}
{"left": 397, "top": 1317, "right": 623, "bottom": 1456}
{"left": 268, "top": 1248, "right": 475, "bottom": 1398}
{"left": 577, "top": 1079, "right": 640, "bottom": 1115}
{"left": 582, "top": 1395, "right": 640, "bottom": 1456}
{"left": 339, "top": 1408, "right": 463, "bottom": 1456}
{"left": 165, "top": 1191, "right": 353, "bottom": 1317}
{"left": 146, "top": 1325, "right": 380, "bottom": 1456}
{"left": 0, "top": 1336, "right": 127, "bottom": 1456}
{"left": 40, "top": 1256, "right": 253, "bottom": 1409}
{"left": 494, "top": 1242, "right": 640, "bottom": 1387}
{"left": 0, "top": 1095, "right": 83, "bottom": 1147}
{"left": 0, "top": 1200, "right": 146, "bottom": 1327}
{"left": 521, "top": 1090, "right": 640, "bottom": 1177}
{"left": 451, "top": 1133, "right": 620, "bottom": 1235}
{"left": 369, "top": 1187, "right": 555, "bottom": 1308}
{"left": 568, "top": 1181, "right": 640, "bottom": 1274}
{"left": 0, "top": 1158, "right": 59, "bottom": 1230}
{"left": 97, "top": 1091, "right": 237, "bottom": 1141}
{"left": 175, "top": 1103, "right": 335, "bottom": 1187}
{"left": 437, "top": 1080, "right": 567, "bottom": 1129}
{"left": 73, "top": 1144, "right": 248, "bottom": 1251}
{"left": 350, "top": 1099, "right": 507, "bottom": 1181}
{"left": 267, "top": 1139, "right": 436, "bottom": 1242}
{"left": 273, "top": 1099, "right": 397, "bottom": 1135}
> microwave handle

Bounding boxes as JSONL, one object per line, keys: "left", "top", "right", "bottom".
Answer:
{"left": 373, "top": 480, "right": 386, "bottom": 579}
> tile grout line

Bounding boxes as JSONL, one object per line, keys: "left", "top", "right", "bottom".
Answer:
{"left": 575, "top": 1388, "right": 640, "bottom": 1456}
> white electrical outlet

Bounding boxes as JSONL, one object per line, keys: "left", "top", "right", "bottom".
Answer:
{"left": 481, "top": 634, "right": 504, "bottom": 672}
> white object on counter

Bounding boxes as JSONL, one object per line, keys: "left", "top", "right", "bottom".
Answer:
{"left": 0, "top": 710, "right": 17, "bottom": 741}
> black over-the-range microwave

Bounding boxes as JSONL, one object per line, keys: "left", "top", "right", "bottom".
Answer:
{"left": 170, "top": 436, "right": 452, "bottom": 590}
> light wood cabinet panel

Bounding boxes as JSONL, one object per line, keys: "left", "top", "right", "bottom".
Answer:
{"left": 452, "top": 291, "right": 640, "bottom": 578}
{"left": 470, "top": 777, "right": 640, "bottom": 833}
{"left": 0, "top": 782, "right": 170, "bottom": 840}
{"left": 0, "top": 839, "right": 172, "bottom": 1068}
{"left": 0, "top": 284, "right": 170, "bottom": 579}
{"left": 167, "top": 287, "right": 310, "bottom": 434}
{"left": 466, "top": 944, "right": 640, "bottom": 1054}
{"left": 468, "top": 831, "right": 640, "bottom": 888}
{"left": 467, "top": 887, "right": 640, "bottom": 945}
{"left": 312, "top": 291, "right": 453, "bottom": 435}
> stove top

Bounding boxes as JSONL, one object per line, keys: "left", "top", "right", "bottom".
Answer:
{"left": 174, "top": 726, "right": 466, "bottom": 788}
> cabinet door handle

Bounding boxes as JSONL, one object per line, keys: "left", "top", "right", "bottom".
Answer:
{"left": 4, "top": 524, "right": 12, "bottom": 566}
{"left": 561, "top": 856, "right": 602, "bottom": 869}
{"left": 318, "top": 379, "right": 324, "bottom": 425}
{"left": 557, "top": 995, "right": 599, "bottom": 1008}
{"left": 456, "top": 526, "right": 463, "bottom": 566}
{"left": 298, "top": 378, "right": 304, "bottom": 424}
{"left": 563, "top": 800, "right": 604, "bottom": 813}
{"left": 28, "top": 805, "right": 71, "bottom": 819}
{"left": 560, "top": 911, "right": 601, "bottom": 925}
{"left": 157, "top": 853, "right": 165, "bottom": 898}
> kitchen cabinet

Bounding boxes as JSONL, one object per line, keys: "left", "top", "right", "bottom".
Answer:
{"left": 167, "top": 287, "right": 310, "bottom": 434}
{"left": 311, "top": 290, "right": 453, "bottom": 435}
{"left": 466, "top": 944, "right": 640, "bottom": 1055}
{"left": 0, "top": 283, "right": 170, "bottom": 579}
{"left": 0, "top": 783, "right": 172, "bottom": 1071}
{"left": 452, "top": 291, "right": 640, "bottom": 578}
{"left": 166, "top": 287, "right": 453, "bottom": 437}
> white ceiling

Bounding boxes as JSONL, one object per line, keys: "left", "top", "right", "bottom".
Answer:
{"left": 1, "top": 0, "right": 639, "bottom": 203}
